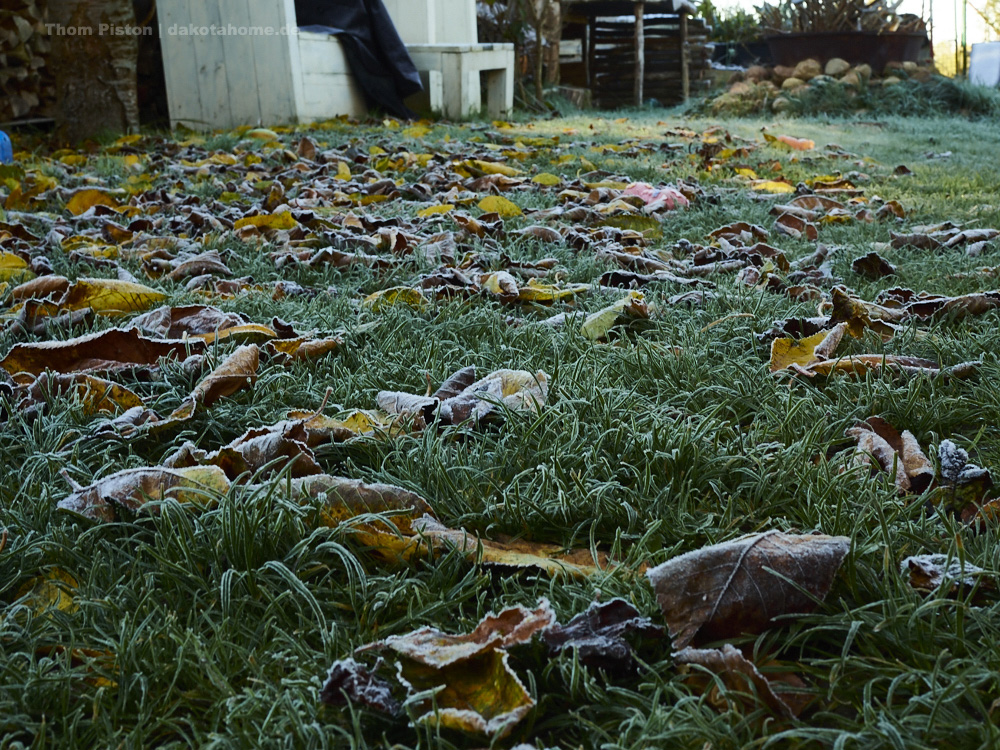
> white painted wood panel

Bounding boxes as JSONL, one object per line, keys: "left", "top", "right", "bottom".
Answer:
{"left": 246, "top": 0, "right": 299, "bottom": 125}
{"left": 159, "top": 0, "right": 203, "bottom": 127}
{"left": 187, "top": 0, "right": 230, "bottom": 128}
{"left": 298, "top": 35, "right": 353, "bottom": 75}
{"left": 217, "top": 0, "right": 263, "bottom": 126}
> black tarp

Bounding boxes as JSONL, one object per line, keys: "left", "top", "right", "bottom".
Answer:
{"left": 295, "top": 0, "right": 423, "bottom": 119}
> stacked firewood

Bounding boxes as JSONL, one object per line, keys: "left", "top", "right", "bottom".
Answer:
{"left": 0, "top": 0, "right": 54, "bottom": 122}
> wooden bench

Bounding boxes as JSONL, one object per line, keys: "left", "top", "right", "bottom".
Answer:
{"left": 158, "top": 0, "right": 513, "bottom": 130}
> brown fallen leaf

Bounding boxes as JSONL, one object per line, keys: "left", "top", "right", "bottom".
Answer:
{"left": 0, "top": 328, "right": 203, "bottom": 381}
{"left": 165, "top": 423, "right": 322, "bottom": 480}
{"left": 851, "top": 252, "right": 896, "bottom": 279}
{"left": 647, "top": 531, "right": 850, "bottom": 649}
{"left": 903, "top": 554, "right": 992, "bottom": 596}
{"left": 542, "top": 598, "right": 663, "bottom": 673}
{"left": 846, "top": 417, "right": 934, "bottom": 494}
{"left": 57, "top": 465, "right": 231, "bottom": 522}
{"left": 774, "top": 212, "right": 818, "bottom": 241}
{"left": 130, "top": 305, "right": 249, "bottom": 338}
{"left": 675, "top": 644, "right": 807, "bottom": 719}
{"left": 186, "top": 345, "right": 258, "bottom": 409}
{"left": 320, "top": 658, "right": 400, "bottom": 714}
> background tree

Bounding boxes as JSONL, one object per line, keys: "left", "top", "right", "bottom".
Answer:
{"left": 48, "top": 0, "right": 139, "bottom": 142}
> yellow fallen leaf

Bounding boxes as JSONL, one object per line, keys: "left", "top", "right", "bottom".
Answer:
{"left": 246, "top": 128, "right": 279, "bottom": 141}
{"left": 531, "top": 172, "right": 562, "bottom": 186}
{"left": 734, "top": 168, "right": 758, "bottom": 179}
{"left": 468, "top": 159, "right": 521, "bottom": 177}
{"left": 0, "top": 252, "right": 34, "bottom": 283}
{"left": 769, "top": 324, "right": 846, "bottom": 372}
{"left": 65, "top": 189, "right": 121, "bottom": 216}
{"left": 417, "top": 204, "right": 455, "bottom": 218}
{"left": 335, "top": 162, "right": 352, "bottom": 181}
{"left": 751, "top": 180, "right": 796, "bottom": 194}
{"left": 267, "top": 336, "right": 343, "bottom": 361}
{"left": 233, "top": 212, "right": 298, "bottom": 231}
{"left": 362, "top": 286, "right": 428, "bottom": 312}
{"left": 478, "top": 195, "right": 522, "bottom": 218}
{"left": 17, "top": 569, "right": 79, "bottom": 614}
{"left": 517, "top": 279, "right": 589, "bottom": 304}
{"left": 62, "top": 278, "right": 167, "bottom": 316}
{"left": 403, "top": 125, "right": 430, "bottom": 138}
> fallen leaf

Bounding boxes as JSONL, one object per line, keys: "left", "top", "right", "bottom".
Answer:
{"left": 580, "top": 291, "right": 650, "bottom": 341}
{"left": 0, "top": 252, "right": 34, "bottom": 283}
{"left": 647, "top": 531, "right": 850, "bottom": 649}
{"left": 362, "top": 287, "right": 428, "bottom": 312}
{"left": 903, "top": 554, "right": 991, "bottom": 595}
{"left": 130, "top": 305, "right": 249, "bottom": 338}
{"left": 17, "top": 568, "right": 79, "bottom": 614}
{"left": 65, "top": 188, "right": 120, "bottom": 215}
{"left": 846, "top": 418, "right": 934, "bottom": 494}
{"left": 0, "top": 328, "right": 202, "bottom": 380}
{"left": 61, "top": 278, "right": 167, "bottom": 316}
{"left": 374, "top": 601, "right": 554, "bottom": 737}
{"left": 58, "top": 465, "right": 231, "bottom": 522}
{"left": 19, "top": 372, "right": 144, "bottom": 416}
{"left": 769, "top": 323, "right": 846, "bottom": 373}
{"left": 764, "top": 132, "right": 815, "bottom": 151}
{"left": 320, "top": 658, "right": 400, "bottom": 714}
{"left": 851, "top": 252, "right": 896, "bottom": 279}
{"left": 675, "top": 644, "right": 806, "bottom": 718}
{"left": 234, "top": 212, "right": 297, "bottom": 231}
{"left": 936, "top": 439, "right": 994, "bottom": 520}
{"left": 542, "top": 598, "right": 663, "bottom": 672}
{"left": 478, "top": 195, "right": 522, "bottom": 217}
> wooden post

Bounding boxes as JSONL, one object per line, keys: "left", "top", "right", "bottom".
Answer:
{"left": 634, "top": 1, "right": 645, "bottom": 106}
{"left": 583, "top": 17, "right": 591, "bottom": 88}
{"left": 680, "top": 9, "right": 690, "bottom": 101}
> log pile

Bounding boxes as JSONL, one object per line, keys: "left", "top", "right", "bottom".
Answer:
{"left": 0, "top": 0, "right": 55, "bottom": 122}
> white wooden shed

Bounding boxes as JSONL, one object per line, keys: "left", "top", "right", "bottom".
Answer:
{"left": 158, "top": 0, "right": 514, "bottom": 130}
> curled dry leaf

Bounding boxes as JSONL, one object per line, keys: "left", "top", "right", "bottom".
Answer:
{"left": 370, "top": 600, "right": 554, "bottom": 738}
{"left": 675, "top": 644, "right": 808, "bottom": 719}
{"left": 769, "top": 323, "right": 846, "bottom": 372}
{"left": 187, "top": 344, "right": 259, "bottom": 409}
{"left": 541, "top": 598, "right": 663, "bottom": 672}
{"left": 57, "top": 465, "right": 231, "bottom": 522}
{"left": 846, "top": 417, "right": 934, "bottom": 495}
{"left": 647, "top": 531, "right": 850, "bottom": 649}
{"left": 580, "top": 291, "right": 651, "bottom": 341}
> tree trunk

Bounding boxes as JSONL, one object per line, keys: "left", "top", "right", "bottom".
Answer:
{"left": 48, "top": 0, "right": 139, "bottom": 142}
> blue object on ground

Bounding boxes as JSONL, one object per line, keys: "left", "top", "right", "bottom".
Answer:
{"left": 0, "top": 131, "right": 12, "bottom": 164}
